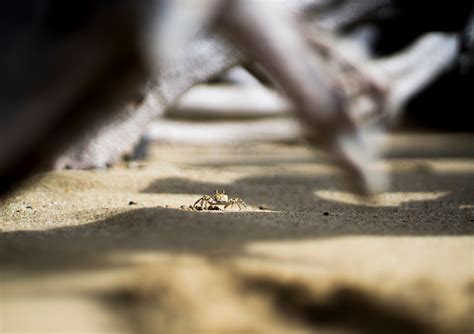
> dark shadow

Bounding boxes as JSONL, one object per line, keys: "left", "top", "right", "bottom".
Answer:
{"left": 2, "top": 165, "right": 473, "bottom": 274}
{"left": 2, "top": 147, "right": 473, "bottom": 334}
{"left": 244, "top": 277, "right": 435, "bottom": 334}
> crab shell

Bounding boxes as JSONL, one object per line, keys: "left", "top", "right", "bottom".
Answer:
{"left": 214, "top": 193, "right": 229, "bottom": 203}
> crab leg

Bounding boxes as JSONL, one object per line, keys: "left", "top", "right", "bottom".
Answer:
{"left": 193, "top": 198, "right": 203, "bottom": 208}
{"left": 194, "top": 196, "right": 209, "bottom": 209}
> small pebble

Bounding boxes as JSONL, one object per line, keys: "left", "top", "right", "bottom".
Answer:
{"left": 323, "top": 212, "right": 329, "bottom": 216}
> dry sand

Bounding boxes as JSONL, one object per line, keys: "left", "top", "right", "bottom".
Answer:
{"left": 1, "top": 133, "right": 473, "bottom": 333}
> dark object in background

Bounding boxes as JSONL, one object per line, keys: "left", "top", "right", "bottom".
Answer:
{"left": 406, "top": 9, "right": 474, "bottom": 131}
{"left": 311, "top": 0, "right": 474, "bottom": 130}
{"left": 0, "top": 0, "right": 152, "bottom": 192}
{"left": 0, "top": 0, "right": 388, "bottom": 196}
{"left": 369, "top": 1, "right": 474, "bottom": 130}
{"left": 370, "top": 1, "right": 473, "bottom": 54}
{"left": 405, "top": 65, "right": 474, "bottom": 131}
{"left": 1, "top": 0, "right": 473, "bottom": 196}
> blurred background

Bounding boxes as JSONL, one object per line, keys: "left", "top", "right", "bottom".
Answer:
{"left": 1, "top": 1, "right": 473, "bottom": 333}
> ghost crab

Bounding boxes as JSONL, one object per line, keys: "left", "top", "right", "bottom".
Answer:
{"left": 193, "top": 190, "right": 247, "bottom": 211}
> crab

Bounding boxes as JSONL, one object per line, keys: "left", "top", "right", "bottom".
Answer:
{"left": 193, "top": 190, "right": 247, "bottom": 211}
